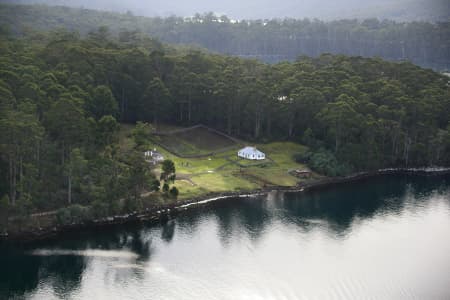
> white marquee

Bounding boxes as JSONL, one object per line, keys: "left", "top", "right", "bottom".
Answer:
{"left": 238, "top": 146, "right": 266, "bottom": 160}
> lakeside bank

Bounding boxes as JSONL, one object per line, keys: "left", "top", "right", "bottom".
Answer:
{"left": 1, "top": 168, "right": 449, "bottom": 243}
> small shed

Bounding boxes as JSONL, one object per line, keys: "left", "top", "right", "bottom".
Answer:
{"left": 292, "top": 169, "right": 312, "bottom": 178}
{"left": 238, "top": 146, "right": 266, "bottom": 160}
{"left": 144, "top": 149, "right": 164, "bottom": 164}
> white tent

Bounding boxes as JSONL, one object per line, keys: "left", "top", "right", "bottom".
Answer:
{"left": 144, "top": 148, "right": 164, "bottom": 163}
{"left": 238, "top": 146, "right": 266, "bottom": 160}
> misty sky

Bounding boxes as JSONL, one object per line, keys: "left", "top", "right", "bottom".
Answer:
{"left": 8, "top": 0, "right": 450, "bottom": 21}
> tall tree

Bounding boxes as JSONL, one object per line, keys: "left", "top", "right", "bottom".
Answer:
{"left": 87, "top": 85, "right": 118, "bottom": 120}
{"left": 64, "top": 148, "right": 87, "bottom": 204}
{"left": 0, "top": 104, "right": 43, "bottom": 205}
{"left": 140, "top": 77, "right": 171, "bottom": 127}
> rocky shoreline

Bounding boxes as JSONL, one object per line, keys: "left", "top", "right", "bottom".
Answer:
{"left": 1, "top": 168, "right": 449, "bottom": 243}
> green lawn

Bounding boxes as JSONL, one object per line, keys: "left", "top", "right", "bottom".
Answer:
{"left": 178, "top": 173, "right": 259, "bottom": 199}
{"left": 119, "top": 124, "right": 312, "bottom": 199}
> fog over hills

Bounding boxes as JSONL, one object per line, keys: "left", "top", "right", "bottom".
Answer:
{"left": 5, "top": 0, "right": 450, "bottom": 21}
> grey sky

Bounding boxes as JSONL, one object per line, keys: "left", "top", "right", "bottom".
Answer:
{"left": 7, "top": 0, "right": 450, "bottom": 21}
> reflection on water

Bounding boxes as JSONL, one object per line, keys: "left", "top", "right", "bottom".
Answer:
{"left": 0, "top": 175, "right": 449, "bottom": 299}
{"left": 30, "top": 249, "right": 140, "bottom": 259}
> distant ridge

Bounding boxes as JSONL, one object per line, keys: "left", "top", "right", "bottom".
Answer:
{"left": 1, "top": 0, "right": 449, "bottom": 22}
{"left": 1, "top": 3, "right": 449, "bottom": 70}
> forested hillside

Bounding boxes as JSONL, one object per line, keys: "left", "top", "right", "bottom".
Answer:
{"left": 4, "top": 0, "right": 450, "bottom": 22}
{"left": 0, "top": 26, "right": 449, "bottom": 220}
{"left": 0, "top": 4, "right": 449, "bottom": 70}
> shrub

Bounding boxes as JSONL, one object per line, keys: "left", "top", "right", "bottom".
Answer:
{"left": 92, "top": 200, "right": 109, "bottom": 219}
{"left": 150, "top": 179, "right": 160, "bottom": 192}
{"left": 56, "top": 204, "right": 92, "bottom": 225}
{"left": 293, "top": 151, "right": 312, "bottom": 164}
{"left": 169, "top": 186, "right": 179, "bottom": 199}
{"left": 132, "top": 121, "right": 152, "bottom": 148}
{"left": 68, "top": 204, "right": 91, "bottom": 223}
{"left": 0, "top": 195, "right": 10, "bottom": 230}
{"left": 308, "top": 148, "right": 352, "bottom": 176}
{"left": 56, "top": 207, "right": 72, "bottom": 225}
{"left": 0, "top": 195, "right": 9, "bottom": 210}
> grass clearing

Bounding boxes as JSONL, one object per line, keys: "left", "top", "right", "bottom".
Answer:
{"left": 119, "top": 124, "right": 313, "bottom": 200}
{"left": 177, "top": 173, "right": 259, "bottom": 199}
{"left": 151, "top": 125, "right": 240, "bottom": 157}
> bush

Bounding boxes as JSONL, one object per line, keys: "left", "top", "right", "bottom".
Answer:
{"left": 294, "top": 148, "right": 352, "bottom": 177}
{"left": 123, "top": 195, "right": 143, "bottom": 213}
{"left": 132, "top": 121, "right": 152, "bottom": 148}
{"left": 0, "top": 195, "right": 9, "bottom": 210}
{"left": 162, "top": 183, "right": 170, "bottom": 193}
{"left": 56, "top": 204, "right": 92, "bottom": 225}
{"left": 308, "top": 148, "right": 352, "bottom": 177}
{"left": 15, "top": 194, "right": 33, "bottom": 215}
{"left": 293, "top": 151, "right": 312, "bottom": 164}
{"left": 56, "top": 207, "right": 72, "bottom": 225}
{"left": 169, "top": 186, "right": 179, "bottom": 199}
{"left": 150, "top": 179, "right": 160, "bottom": 192}
{"left": 92, "top": 200, "right": 109, "bottom": 219}
{"left": 69, "top": 204, "right": 92, "bottom": 223}
{"left": 0, "top": 195, "right": 10, "bottom": 230}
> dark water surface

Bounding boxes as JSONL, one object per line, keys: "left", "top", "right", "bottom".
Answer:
{"left": 1, "top": 175, "right": 450, "bottom": 299}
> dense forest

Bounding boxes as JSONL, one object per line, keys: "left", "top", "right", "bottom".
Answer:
{"left": 1, "top": 4, "right": 449, "bottom": 70}
{"left": 0, "top": 24, "right": 449, "bottom": 222}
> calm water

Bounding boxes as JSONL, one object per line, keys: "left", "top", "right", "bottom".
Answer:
{"left": 1, "top": 175, "right": 450, "bottom": 300}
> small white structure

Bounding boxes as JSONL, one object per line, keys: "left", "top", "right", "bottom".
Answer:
{"left": 238, "top": 146, "right": 266, "bottom": 160}
{"left": 144, "top": 148, "right": 164, "bottom": 164}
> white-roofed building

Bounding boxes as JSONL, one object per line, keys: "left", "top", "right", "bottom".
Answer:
{"left": 144, "top": 148, "right": 164, "bottom": 164}
{"left": 237, "top": 146, "right": 266, "bottom": 160}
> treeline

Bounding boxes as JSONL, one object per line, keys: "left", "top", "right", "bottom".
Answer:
{"left": 0, "top": 4, "right": 449, "bottom": 70}
{"left": 0, "top": 27, "right": 449, "bottom": 218}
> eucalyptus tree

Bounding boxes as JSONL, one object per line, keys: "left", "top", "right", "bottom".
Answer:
{"left": 64, "top": 148, "right": 87, "bottom": 204}
{"left": 0, "top": 26, "right": 449, "bottom": 218}
{"left": 0, "top": 103, "right": 43, "bottom": 205}
{"left": 316, "top": 94, "right": 361, "bottom": 153}
{"left": 140, "top": 77, "right": 171, "bottom": 127}
{"left": 87, "top": 85, "right": 118, "bottom": 120}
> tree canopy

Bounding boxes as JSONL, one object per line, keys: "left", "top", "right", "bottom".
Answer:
{"left": 0, "top": 21, "right": 448, "bottom": 221}
{"left": 0, "top": 4, "right": 449, "bottom": 70}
